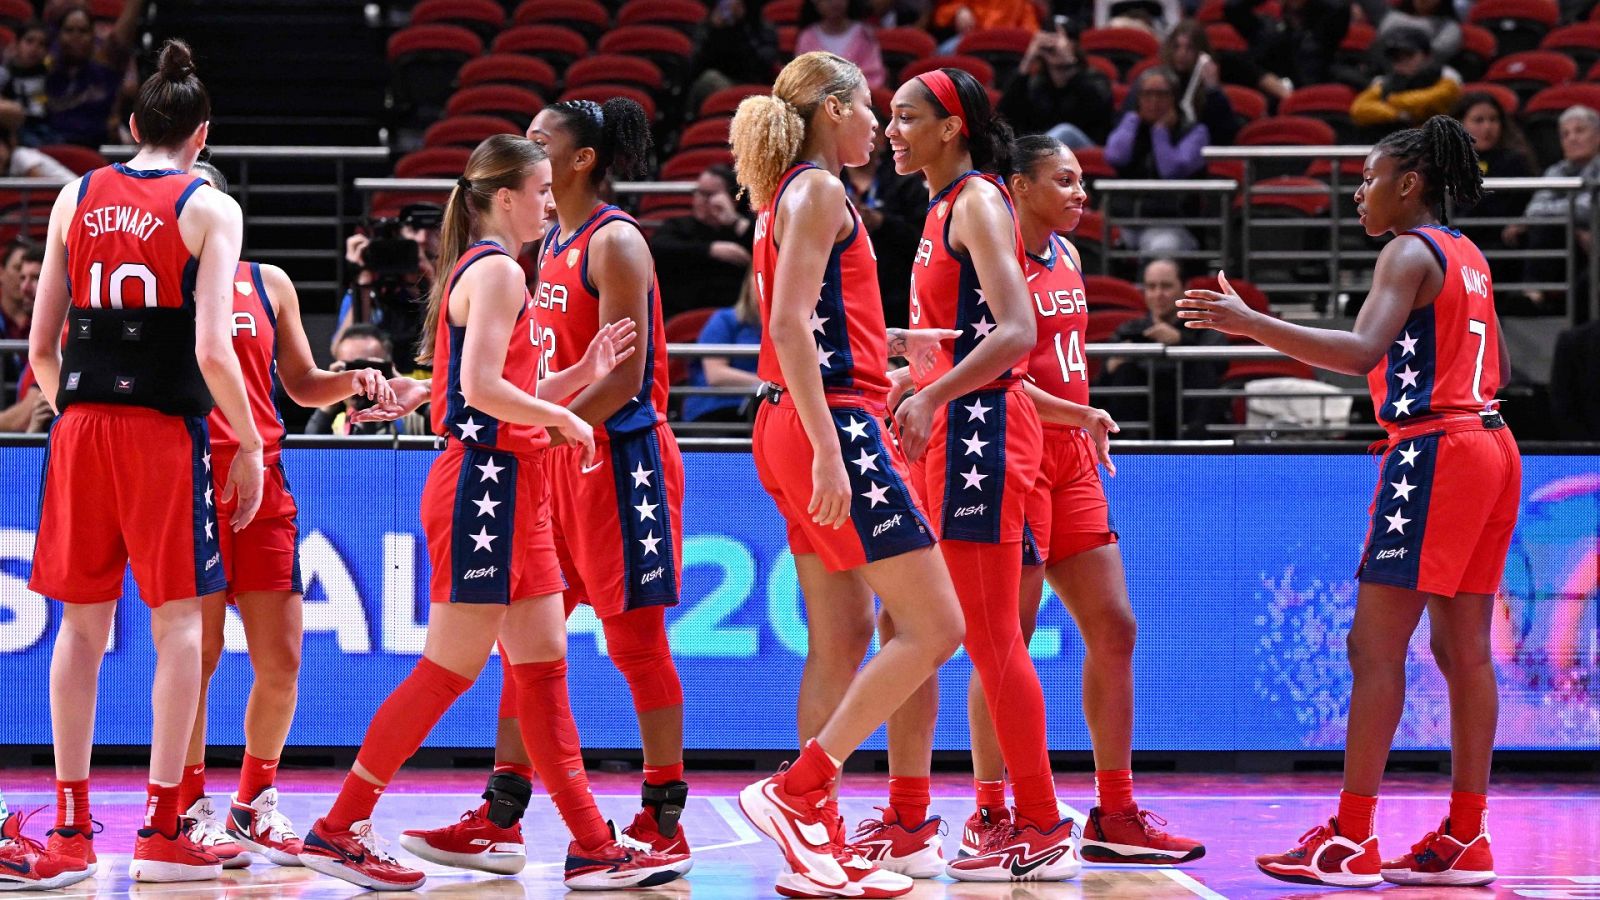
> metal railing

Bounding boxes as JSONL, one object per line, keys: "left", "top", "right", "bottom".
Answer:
{"left": 1092, "top": 179, "right": 1237, "bottom": 273}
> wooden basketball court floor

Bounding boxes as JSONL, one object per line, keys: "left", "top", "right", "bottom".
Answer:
{"left": 2, "top": 768, "right": 1594, "bottom": 899}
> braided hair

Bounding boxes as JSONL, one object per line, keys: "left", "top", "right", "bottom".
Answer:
{"left": 1373, "top": 114, "right": 1484, "bottom": 224}
{"left": 546, "top": 97, "right": 653, "bottom": 186}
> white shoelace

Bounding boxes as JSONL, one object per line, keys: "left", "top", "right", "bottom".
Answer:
{"left": 185, "top": 799, "right": 234, "bottom": 848}
{"left": 351, "top": 822, "right": 400, "bottom": 863}
{"left": 248, "top": 792, "right": 300, "bottom": 842}
{"left": 615, "top": 831, "right": 652, "bottom": 855}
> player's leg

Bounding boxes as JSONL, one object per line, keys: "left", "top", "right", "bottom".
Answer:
{"left": 48, "top": 599, "right": 116, "bottom": 851}
{"left": 604, "top": 606, "right": 690, "bottom": 854}
{"left": 177, "top": 594, "right": 248, "bottom": 868}
{"left": 225, "top": 590, "right": 306, "bottom": 865}
{"left": 796, "top": 553, "right": 874, "bottom": 832}
{"left": 857, "top": 607, "right": 943, "bottom": 878}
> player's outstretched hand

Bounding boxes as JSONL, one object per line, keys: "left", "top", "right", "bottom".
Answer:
{"left": 555, "top": 411, "right": 597, "bottom": 469}
{"left": 350, "top": 376, "right": 429, "bottom": 424}
{"left": 809, "top": 454, "right": 852, "bottom": 529}
{"left": 349, "top": 366, "right": 397, "bottom": 409}
{"left": 221, "top": 447, "right": 264, "bottom": 531}
{"left": 582, "top": 318, "right": 638, "bottom": 384}
{"left": 894, "top": 390, "right": 935, "bottom": 461}
{"left": 887, "top": 365, "right": 914, "bottom": 412}
{"left": 1176, "top": 270, "right": 1257, "bottom": 336}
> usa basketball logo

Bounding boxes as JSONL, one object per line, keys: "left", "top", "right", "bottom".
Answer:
{"left": 935, "top": 201, "right": 948, "bottom": 220}
{"left": 566, "top": 247, "right": 580, "bottom": 267}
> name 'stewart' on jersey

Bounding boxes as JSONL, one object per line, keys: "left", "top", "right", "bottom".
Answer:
{"left": 82, "top": 205, "right": 165, "bottom": 241}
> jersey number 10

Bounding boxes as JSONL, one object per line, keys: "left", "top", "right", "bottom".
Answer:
{"left": 86, "top": 261, "right": 157, "bottom": 309}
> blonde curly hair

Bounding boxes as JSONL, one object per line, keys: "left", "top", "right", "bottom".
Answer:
{"left": 728, "top": 52, "right": 865, "bottom": 209}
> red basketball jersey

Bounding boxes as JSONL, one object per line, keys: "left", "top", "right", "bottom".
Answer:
{"left": 206, "top": 261, "right": 285, "bottom": 462}
{"left": 534, "top": 204, "right": 669, "bottom": 437}
{"left": 1366, "top": 226, "right": 1502, "bottom": 430}
{"left": 752, "top": 163, "right": 891, "bottom": 399}
{"left": 1023, "top": 233, "right": 1090, "bottom": 406}
{"left": 908, "top": 171, "right": 1029, "bottom": 390}
{"left": 430, "top": 240, "right": 549, "bottom": 454}
{"left": 67, "top": 163, "right": 209, "bottom": 311}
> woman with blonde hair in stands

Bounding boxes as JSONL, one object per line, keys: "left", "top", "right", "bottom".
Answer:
{"left": 729, "top": 50, "right": 966, "bottom": 900}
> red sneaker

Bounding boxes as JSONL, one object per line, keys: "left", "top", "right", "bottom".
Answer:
{"left": 739, "top": 772, "right": 846, "bottom": 892}
{"left": 845, "top": 807, "right": 946, "bottom": 879}
{"left": 226, "top": 788, "right": 304, "bottom": 867}
{"left": 1080, "top": 806, "right": 1206, "bottom": 865}
{"left": 0, "top": 810, "right": 93, "bottom": 891}
{"left": 1381, "top": 819, "right": 1495, "bottom": 887}
{"left": 1256, "top": 818, "right": 1381, "bottom": 887}
{"left": 776, "top": 846, "right": 914, "bottom": 898}
{"left": 398, "top": 802, "right": 524, "bottom": 876}
{"left": 563, "top": 822, "right": 691, "bottom": 890}
{"left": 944, "top": 816, "right": 1081, "bottom": 882}
{"left": 958, "top": 806, "right": 1011, "bottom": 858}
{"left": 299, "top": 818, "right": 425, "bottom": 892}
{"left": 44, "top": 821, "right": 99, "bottom": 876}
{"left": 181, "top": 797, "right": 250, "bottom": 870}
{"left": 128, "top": 827, "right": 223, "bottom": 883}
{"left": 621, "top": 805, "right": 692, "bottom": 863}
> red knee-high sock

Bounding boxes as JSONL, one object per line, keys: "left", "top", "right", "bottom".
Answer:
{"left": 509, "top": 659, "right": 611, "bottom": 851}
{"left": 1095, "top": 769, "right": 1136, "bottom": 814}
{"left": 327, "top": 657, "right": 474, "bottom": 830}
{"left": 943, "top": 540, "right": 1057, "bottom": 829}
{"left": 55, "top": 779, "right": 90, "bottom": 831}
{"left": 603, "top": 608, "right": 685, "bottom": 714}
{"left": 145, "top": 783, "right": 181, "bottom": 836}
{"left": 237, "top": 754, "right": 279, "bottom": 803}
{"left": 781, "top": 739, "right": 840, "bottom": 797}
{"left": 1337, "top": 790, "right": 1378, "bottom": 841}
{"left": 974, "top": 779, "right": 1006, "bottom": 812}
{"left": 888, "top": 776, "right": 931, "bottom": 826}
{"left": 644, "top": 762, "right": 684, "bottom": 785}
{"left": 177, "top": 764, "right": 206, "bottom": 812}
{"left": 1448, "top": 792, "right": 1487, "bottom": 839}
{"left": 497, "top": 651, "right": 519, "bottom": 722}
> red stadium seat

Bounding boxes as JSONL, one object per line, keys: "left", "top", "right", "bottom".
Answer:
{"left": 1207, "top": 159, "right": 1245, "bottom": 181}
{"left": 879, "top": 27, "right": 938, "bottom": 80}
{"left": 1187, "top": 274, "right": 1272, "bottom": 314}
{"left": 678, "top": 118, "right": 732, "bottom": 151}
{"left": 409, "top": 0, "right": 504, "bottom": 42}
{"left": 764, "top": 0, "right": 802, "bottom": 25}
{"left": 558, "top": 85, "right": 658, "bottom": 121}
{"left": 1305, "top": 157, "right": 1364, "bottom": 183}
{"left": 1237, "top": 175, "right": 1332, "bottom": 217}
{"left": 1590, "top": 59, "right": 1600, "bottom": 81}
{"left": 0, "top": 202, "right": 55, "bottom": 244}
{"left": 1203, "top": 23, "right": 1247, "bottom": 53}
{"left": 1456, "top": 24, "right": 1499, "bottom": 82}
{"left": 1523, "top": 83, "right": 1600, "bottom": 164}
{"left": 1086, "top": 309, "right": 1142, "bottom": 343}
{"left": 700, "top": 84, "right": 771, "bottom": 118}
{"left": 616, "top": 0, "right": 706, "bottom": 33}
{"left": 1111, "top": 82, "right": 1130, "bottom": 110}
{"left": 597, "top": 26, "right": 694, "bottom": 82}
{"left": 899, "top": 55, "right": 996, "bottom": 87}
{"left": 492, "top": 25, "right": 589, "bottom": 70}
{"left": 513, "top": 0, "right": 610, "bottom": 42}
{"left": 959, "top": 27, "right": 1033, "bottom": 83}
{"left": 1339, "top": 20, "right": 1375, "bottom": 53}
{"left": 1485, "top": 50, "right": 1578, "bottom": 104}
{"left": 1222, "top": 85, "right": 1268, "bottom": 123}
{"left": 446, "top": 84, "right": 544, "bottom": 123}
{"left": 778, "top": 25, "right": 797, "bottom": 56}
{"left": 388, "top": 25, "right": 484, "bottom": 122}
{"left": 89, "top": 0, "right": 122, "bottom": 20}
{"left": 1458, "top": 81, "right": 1521, "bottom": 116}
{"left": 1468, "top": 0, "right": 1559, "bottom": 55}
{"left": 661, "top": 148, "right": 735, "bottom": 180}
{"left": 39, "top": 144, "right": 107, "bottom": 175}
{"left": 1237, "top": 116, "right": 1336, "bottom": 147}
{"left": 1335, "top": 21, "right": 1379, "bottom": 86}
{"left": 1197, "top": 0, "right": 1277, "bottom": 22}
{"left": 1222, "top": 357, "right": 1316, "bottom": 384}
{"left": 1085, "top": 55, "right": 1119, "bottom": 83}
{"left": 458, "top": 54, "right": 558, "bottom": 97}
{"left": 638, "top": 192, "right": 696, "bottom": 219}
{"left": 387, "top": 23, "right": 483, "bottom": 62}
{"left": 1074, "top": 146, "right": 1116, "bottom": 180}
{"left": 1079, "top": 27, "right": 1160, "bottom": 78}
{"left": 1070, "top": 209, "right": 1121, "bottom": 274}
{"left": 666, "top": 307, "right": 720, "bottom": 385}
{"left": 1539, "top": 23, "right": 1600, "bottom": 70}
{"left": 394, "top": 147, "right": 473, "bottom": 179}
{"left": 1127, "top": 57, "right": 1161, "bottom": 84}
{"left": 0, "top": 0, "right": 31, "bottom": 30}
{"left": 423, "top": 114, "right": 521, "bottom": 149}
{"left": 1083, "top": 275, "right": 1144, "bottom": 313}
{"left": 1279, "top": 84, "right": 1356, "bottom": 141}
{"left": 565, "top": 54, "right": 665, "bottom": 94}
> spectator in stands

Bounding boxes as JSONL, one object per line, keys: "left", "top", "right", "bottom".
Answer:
{"left": 1550, "top": 319, "right": 1600, "bottom": 440}
{"left": 1097, "top": 257, "right": 1229, "bottom": 438}
{"left": 998, "top": 22, "right": 1115, "bottom": 148}
{"left": 44, "top": 0, "right": 147, "bottom": 71}
{"left": 1106, "top": 67, "right": 1209, "bottom": 255}
{"left": 1121, "top": 21, "right": 1238, "bottom": 145}
{"left": 1455, "top": 91, "right": 1535, "bottom": 251}
{"left": 0, "top": 242, "right": 47, "bottom": 433}
{"left": 1359, "top": 0, "right": 1461, "bottom": 62}
{"left": 305, "top": 325, "right": 425, "bottom": 436}
{"left": 1350, "top": 27, "right": 1462, "bottom": 139}
{"left": 1503, "top": 105, "right": 1600, "bottom": 314}
{"left": 650, "top": 163, "right": 755, "bottom": 318}
{"left": 0, "top": 129, "right": 74, "bottom": 178}
{"left": 0, "top": 22, "right": 53, "bottom": 146}
{"left": 843, "top": 112, "right": 927, "bottom": 326}
{"left": 45, "top": 7, "right": 124, "bottom": 148}
{"left": 688, "top": 0, "right": 782, "bottom": 118}
{"left": 1224, "top": 0, "right": 1351, "bottom": 101}
{"left": 682, "top": 274, "right": 764, "bottom": 423}
{"left": 932, "top": 0, "right": 1040, "bottom": 51}
{"left": 797, "top": 0, "right": 887, "bottom": 89}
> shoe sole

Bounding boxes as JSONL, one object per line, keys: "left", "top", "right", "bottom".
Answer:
{"left": 861, "top": 851, "right": 944, "bottom": 880}
{"left": 1382, "top": 868, "right": 1496, "bottom": 887}
{"left": 0, "top": 867, "right": 94, "bottom": 891}
{"left": 737, "top": 780, "right": 847, "bottom": 892}
{"left": 220, "top": 851, "right": 252, "bottom": 870}
{"left": 228, "top": 831, "right": 305, "bottom": 867}
{"left": 127, "top": 859, "right": 223, "bottom": 883}
{"left": 944, "top": 860, "right": 1084, "bottom": 882}
{"left": 564, "top": 864, "right": 684, "bottom": 890}
{"left": 775, "top": 871, "right": 914, "bottom": 898}
{"left": 396, "top": 833, "right": 525, "bottom": 875}
{"left": 299, "top": 851, "right": 425, "bottom": 892}
{"left": 1258, "top": 864, "right": 1382, "bottom": 887}
{"left": 1081, "top": 838, "right": 1207, "bottom": 865}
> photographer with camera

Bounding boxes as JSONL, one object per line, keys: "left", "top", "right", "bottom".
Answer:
{"left": 305, "top": 324, "right": 426, "bottom": 436}
{"left": 333, "top": 202, "right": 443, "bottom": 376}
{"left": 997, "top": 17, "right": 1114, "bottom": 147}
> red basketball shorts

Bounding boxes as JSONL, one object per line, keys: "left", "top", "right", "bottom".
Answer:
{"left": 548, "top": 420, "right": 684, "bottom": 620}
{"left": 31, "top": 403, "right": 226, "bottom": 607}
{"left": 213, "top": 451, "right": 302, "bottom": 600}
{"left": 422, "top": 442, "right": 565, "bottom": 604}
{"left": 1022, "top": 423, "right": 1117, "bottom": 567}
{"left": 1358, "top": 416, "right": 1521, "bottom": 597}
{"left": 754, "top": 393, "right": 934, "bottom": 573}
{"left": 913, "top": 384, "right": 1042, "bottom": 546}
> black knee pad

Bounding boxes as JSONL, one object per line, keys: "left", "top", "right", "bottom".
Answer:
{"left": 482, "top": 771, "right": 533, "bottom": 828}
{"left": 641, "top": 779, "right": 688, "bottom": 838}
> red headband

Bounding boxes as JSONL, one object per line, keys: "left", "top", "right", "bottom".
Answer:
{"left": 917, "top": 70, "right": 969, "bottom": 137}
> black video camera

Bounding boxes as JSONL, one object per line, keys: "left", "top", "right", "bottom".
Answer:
{"left": 361, "top": 203, "right": 444, "bottom": 278}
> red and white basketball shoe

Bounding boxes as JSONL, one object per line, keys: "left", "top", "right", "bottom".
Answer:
{"left": 958, "top": 806, "right": 1011, "bottom": 858}
{"left": 945, "top": 816, "right": 1080, "bottom": 882}
{"left": 563, "top": 822, "right": 691, "bottom": 890}
{"left": 300, "top": 818, "right": 425, "bottom": 892}
{"left": 845, "top": 807, "right": 946, "bottom": 878}
{"left": 1080, "top": 806, "right": 1206, "bottom": 864}
{"left": 739, "top": 772, "right": 846, "bottom": 892}
{"left": 1381, "top": 819, "right": 1495, "bottom": 887}
{"left": 226, "top": 788, "right": 304, "bottom": 867}
{"left": 1256, "top": 818, "right": 1381, "bottom": 887}
{"left": 181, "top": 797, "right": 249, "bottom": 869}
{"left": 775, "top": 846, "right": 915, "bottom": 898}
{"left": 0, "top": 810, "right": 93, "bottom": 891}
{"left": 621, "top": 806, "right": 692, "bottom": 863}
{"left": 398, "top": 802, "right": 525, "bottom": 876}
{"left": 44, "top": 822, "right": 99, "bottom": 876}
{"left": 128, "top": 827, "right": 223, "bottom": 883}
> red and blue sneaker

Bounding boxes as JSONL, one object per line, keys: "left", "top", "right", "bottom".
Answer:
{"left": 740, "top": 771, "right": 846, "bottom": 893}
{"left": 226, "top": 788, "right": 304, "bottom": 867}
{"left": 1381, "top": 819, "right": 1495, "bottom": 887}
{"left": 128, "top": 827, "right": 222, "bottom": 883}
{"left": 958, "top": 806, "right": 1011, "bottom": 858}
{"left": 1256, "top": 818, "right": 1381, "bottom": 887}
{"left": 0, "top": 810, "right": 92, "bottom": 891}
{"left": 563, "top": 822, "right": 691, "bottom": 891}
{"left": 180, "top": 797, "right": 249, "bottom": 870}
{"left": 299, "top": 818, "right": 425, "bottom": 892}
{"left": 43, "top": 820, "right": 99, "bottom": 877}
{"left": 1080, "top": 806, "right": 1205, "bottom": 865}
{"left": 945, "top": 815, "right": 1081, "bottom": 882}
{"left": 845, "top": 807, "right": 946, "bottom": 879}
{"left": 399, "top": 802, "right": 525, "bottom": 876}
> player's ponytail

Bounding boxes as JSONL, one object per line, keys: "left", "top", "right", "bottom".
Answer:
{"left": 417, "top": 134, "right": 549, "bottom": 363}
{"left": 915, "top": 67, "right": 1013, "bottom": 175}
{"left": 730, "top": 51, "right": 864, "bottom": 209}
{"left": 1374, "top": 114, "right": 1484, "bottom": 223}
{"left": 132, "top": 39, "right": 211, "bottom": 149}
{"left": 1004, "top": 133, "right": 1065, "bottom": 182}
{"left": 547, "top": 98, "right": 653, "bottom": 186}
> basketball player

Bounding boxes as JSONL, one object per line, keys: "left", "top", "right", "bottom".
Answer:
{"left": 296, "top": 135, "right": 688, "bottom": 892}
{"left": 726, "top": 51, "right": 966, "bottom": 900}
{"left": 398, "top": 97, "right": 693, "bottom": 875}
{"left": 28, "top": 39, "right": 262, "bottom": 884}
{"left": 873, "top": 67, "right": 1079, "bottom": 882}
{"left": 1179, "top": 116, "right": 1517, "bottom": 889}
{"left": 173, "top": 160, "right": 395, "bottom": 870}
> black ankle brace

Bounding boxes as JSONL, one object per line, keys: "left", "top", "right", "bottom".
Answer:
{"left": 482, "top": 771, "right": 533, "bottom": 828}
{"left": 641, "top": 780, "right": 688, "bottom": 838}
